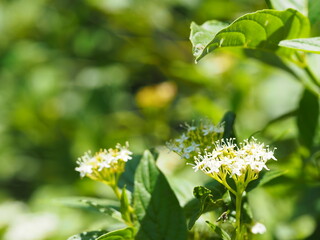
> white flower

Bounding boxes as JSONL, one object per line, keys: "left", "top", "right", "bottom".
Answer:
{"left": 175, "top": 133, "right": 188, "bottom": 143}
{"left": 192, "top": 138, "right": 276, "bottom": 179}
{"left": 202, "top": 122, "right": 224, "bottom": 135}
{"left": 116, "top": 143, "right": 133, "bottom": 162}
{"left": 184, "top": 141, "right": 200, "bottom": 153}
{"left": 75, "top": 151, "right": 95, "bottom": 177}
{"left": 251, "top": 222, "right": 266, "bottom": 234}
{"left": 75, "top": 143, "right": 132, "bottom": 178}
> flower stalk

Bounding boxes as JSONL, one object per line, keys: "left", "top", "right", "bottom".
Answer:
{"left": 75, "top": 142, "right": 135, "bottom": 227}
{"left": 235, "top": 191, "right": 243, "bottom": 240}
{"left": 190, "top": 137, "right": 276, "bottom": 239}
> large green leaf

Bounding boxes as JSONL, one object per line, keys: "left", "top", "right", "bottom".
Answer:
{"left": 268, "top": 0, "right": 320, "bottom": 25}
{"left": 68, "top": 230, "right": 108, "bottom": 240}
{"left": 97, "top": 227, "right": 135, "bottom": 240}
{"left": 190, "top": 8, "right": 310, "bottom": 61}
{"left": 279, "top": 37, "right": 320, "bottom": 53}
{"left": 267, "top": 0, "right": 308, "bottom": 16}
{"left": 118, "top": 155, "right": 142, "bottom": 192}
{"left": 297, "top": 89, "right": 320, "bottom": 149}
{"left": 133, "top": 150, "right": 187, "bottom": 240}
{"left": 190, "top": 20, "right": 229, "bottom": 59}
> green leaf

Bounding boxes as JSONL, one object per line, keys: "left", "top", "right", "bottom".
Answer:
{"left": 67, "top": 230, "right": 108, "bottom": 240}
{"left": 309, "top": 0, "right": 320, "bottom": 24}
{"left": 190, "top": 20, "right": 229, "bottom": 59}
{"left": 279, "top": 37, "right": 320, "bottom": 53}
{"left": 206, "top": 221, "right": 231, "bottom": 240}
{"left": 188, "top": 186, "right": 226, "bottom": 230}
{"left": 57, "top": 197, "right": 123, "bottom": 222}
{"left": 120, "top": 187, "right": 132, "bottom": 224}
{"left": 118, "top": 155, "right": 141, "bottom": 192}
{"left": 247, "top": 170, "right": 287, "bottom": 192}
{"left": 267, "top": 0, "right": 308, "bottom": 16}
{"left": 297, "top": 89, "right": 320, "bottom": 149}
{"left": 190, "top": 8, "right": 310, "bottom": 61}
{"left": 97, "top": 227, "right": 134, "bottom": 240}
{"left": 133, "top": 150, "right": 187, "bottom": 240}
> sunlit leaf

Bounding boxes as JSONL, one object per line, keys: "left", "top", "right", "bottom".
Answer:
{"left": 279, "top": 37, "right": 320, "bottom": 53}
{"left": 267, "top": 0, "right": 308, "bottom": 16}
{"left": 96, "top": 227, "right": 134, "bottom": 240}
{"left": 133, "top": 150, "right": 187, "bottom": 240}
{"left": 190, "top": 20, "right": 229, "bottom": 59}
{"left": 68, "top": 230, "right": 108, "bottom": 240}
{"left": 190, "top": 8, "right": 310, "bottom": 61}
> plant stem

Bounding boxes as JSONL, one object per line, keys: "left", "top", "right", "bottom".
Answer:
{"left": 111, "top": 184, "right": 122, "bottom": 200}
{"left": 235, "top": 191, "right": 243, "bottom": 240}
{"left": 304, "top": 65, "right": 320, "bottom": 89}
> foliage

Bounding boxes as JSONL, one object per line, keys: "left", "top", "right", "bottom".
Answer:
{"left": 0, "top": 0, "right": 320, "bottom": 240}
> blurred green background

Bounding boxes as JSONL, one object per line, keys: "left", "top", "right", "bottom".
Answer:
{"left": 0, "top": 0, "right": 319, "bottom": 239}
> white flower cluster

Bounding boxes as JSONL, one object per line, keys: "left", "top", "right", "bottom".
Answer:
{"left": 192, "top": 138, "right": 276, "bottom": 178}
{"left": 75, "top": 143, "right": 132, "bottom": 178}
{"left": 167, "top": 120, "right": 224, "bottom": 161}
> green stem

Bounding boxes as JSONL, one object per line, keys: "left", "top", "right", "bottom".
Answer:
{"left": 235, "top": 192, "right": 243, "bottom": 240}
{"left": 295, "top": 52, "right": 320, "bottom": 91}
{"left": 111, "top": 184, "right": 122, "bottom": 200}
{"left": 304, "top": 65, "right": 320, "bottom": 89}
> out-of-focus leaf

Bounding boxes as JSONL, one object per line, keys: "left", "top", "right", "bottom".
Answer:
{"left": 267, "top": 0, "right": 308, "bottom": 16}
{"left": 221, "top": 111, "right": 237, "bottom": 140}
{"left": 242, "top": 200, "right": 254, "bottom": 225}
{"left": 206, "top": 221, "right": 231, "bottom": 240}
{"left": 96, "top": 227, "right": 134, "bottom": 240}
{"left": 191, "top": 9, "right": 310, "bottom": 61}
{"left": 279, "top": 37, "right": 320, "bottom": 53}
{"left": 260, "top": 109, "right": 297, "bottom": 132}
{"left": 57, "top": 197, "right": 122, "bottom": 222}
{"left": 297, "top": 89, "right": 320, "bottom": 149}
{"left": 244, "top": 49, "right": 299, "bottom": 78}
{"left": 247, "top": 170, "right": 287, "bottom": 192}
{"left": 68, "top": 230, "right": 108, "bottom": 240}
{"left": 190, "top": 20, "right": 229, "bottom": 59}
{"left": 309, "top": 0, "right": 320, "bottom": 24}
{"left": 133, "top": 150, "right": 187, "bottom": 240}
